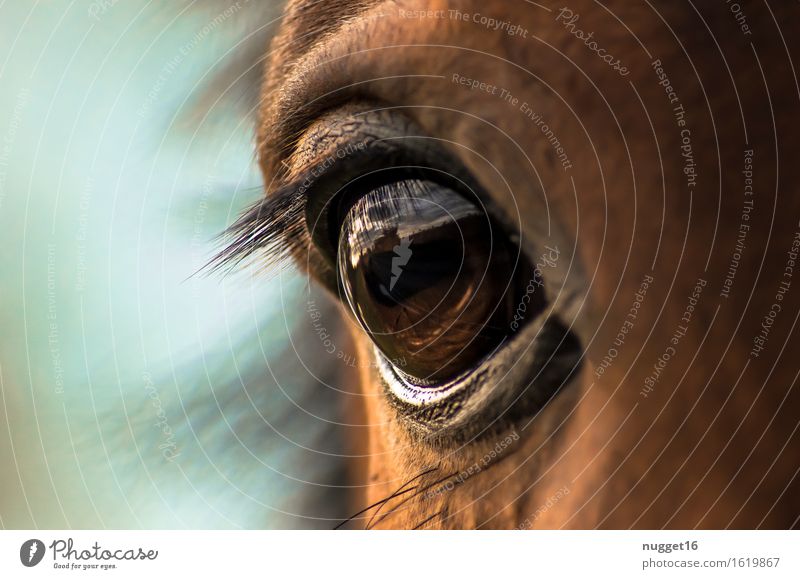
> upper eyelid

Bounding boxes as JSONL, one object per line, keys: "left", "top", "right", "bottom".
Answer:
{"left": 282, "top": 104, "right": 500, "bottom": 218}
{"left": 208, "top": 106, "right": 494, "bottom": 277}
{"left": 282, "top": 105, "right": 414, "bottom": 178}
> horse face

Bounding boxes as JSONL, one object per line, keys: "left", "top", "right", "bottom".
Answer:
{"left": 253, "top": 0, "right": 800, "bottom": 528}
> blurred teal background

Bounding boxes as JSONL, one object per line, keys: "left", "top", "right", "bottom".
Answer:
{"left": 0, "top": 0, "right": 346, "bottom": 528}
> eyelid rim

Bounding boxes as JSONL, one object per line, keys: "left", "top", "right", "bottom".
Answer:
{"left": 380, "top": 313, "right": 584, "bottom": 443}
{"left": 287, "top": 105, "right": 505, "bottom": 268}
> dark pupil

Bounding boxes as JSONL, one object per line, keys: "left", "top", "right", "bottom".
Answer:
{"left": 338, "top": 179, "right": 543, "bottom": 383}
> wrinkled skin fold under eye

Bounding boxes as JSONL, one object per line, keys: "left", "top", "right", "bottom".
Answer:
{"left": 337, "top": 178, "right": 543, "bottom": 383}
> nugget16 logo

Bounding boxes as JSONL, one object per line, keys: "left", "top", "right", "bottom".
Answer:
{"left": 20, "top": 539, "right": 46, "bottom": 567}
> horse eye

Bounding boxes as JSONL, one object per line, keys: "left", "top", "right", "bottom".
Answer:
{"left": 337, "top": 178, "right": 544, "bottom": 384}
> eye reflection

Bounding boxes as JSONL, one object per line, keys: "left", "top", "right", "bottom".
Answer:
{"left": 337, "top": 179, "right": 544, "bottom": 383}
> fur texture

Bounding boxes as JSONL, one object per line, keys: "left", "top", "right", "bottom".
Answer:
{"left": 248, "top": 0, "right": 800, "bottom": 529}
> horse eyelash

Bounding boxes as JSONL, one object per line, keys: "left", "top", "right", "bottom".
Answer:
{"left": 203, "top": 179, "right": 309, "bottom": 276}
{"left": 204, "top": 136, "right": 374, "bottom": 276}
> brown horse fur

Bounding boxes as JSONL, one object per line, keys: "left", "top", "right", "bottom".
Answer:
{"left": 247, "top": 0, "right": 800, "bottom": 528}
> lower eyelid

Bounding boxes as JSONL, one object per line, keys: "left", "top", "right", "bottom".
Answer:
{"left": 375, "top": 305, "right": 584, "bottom": 442}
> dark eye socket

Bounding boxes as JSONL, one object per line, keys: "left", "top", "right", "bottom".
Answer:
{"left": 337, "top": 177, "right": 545, "bottom": 384}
